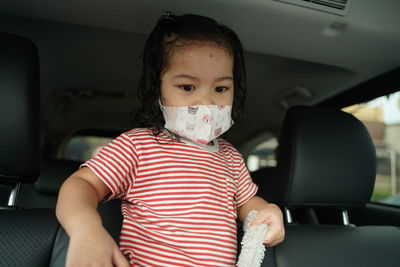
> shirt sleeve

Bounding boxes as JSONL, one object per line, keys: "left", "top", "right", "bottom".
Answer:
{"left": 235, "top": 156, "right": 259, "bottom": 207}
{"left": 80, "top": 133, "right": 138, "bottom": 201}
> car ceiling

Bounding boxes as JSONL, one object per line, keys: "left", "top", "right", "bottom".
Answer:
{"left": 0, "top": 0, "right": 400, "bottom": 151}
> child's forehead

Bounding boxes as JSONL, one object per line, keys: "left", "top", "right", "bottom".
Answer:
{"left": 160, "top": 40, "right": 234, "bottom": 78}
{"left": 168, "top": 41, "right": 232, "bottom": 62}
{"left": 167, "top": 44, "right": 232, "bottom": 73}
{"left": 167, "top": 40, "right": 232, "bottom": 59}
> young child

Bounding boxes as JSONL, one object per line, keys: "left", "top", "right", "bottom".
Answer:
{"left": 56, "top": 12, "right": 285, "bottom": 267}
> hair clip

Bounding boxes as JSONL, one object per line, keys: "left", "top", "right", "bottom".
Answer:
{"left": 161, "top": 11, "right": 176, "bottom": 22}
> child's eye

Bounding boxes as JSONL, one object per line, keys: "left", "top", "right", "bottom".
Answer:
{"left": 178, "top": 85, "right": 195, "bottom": 91}
{"left": 215, "top": 86, "right": 229, "bottom": 93}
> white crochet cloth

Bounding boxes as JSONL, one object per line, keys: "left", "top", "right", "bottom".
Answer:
{"left": 236, "top": 210, "right": 268, "bottom": 267}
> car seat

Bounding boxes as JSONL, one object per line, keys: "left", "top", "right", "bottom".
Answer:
{"left": 0, "top": 32, "right": 123, "bottom": 267}
{"left": 260, "top": 106, "right": 400, "bottom": 267}
{"left": 0, "top": 32, "right": 60, "bottom": 266}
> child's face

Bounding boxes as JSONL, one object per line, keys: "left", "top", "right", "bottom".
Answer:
{"left": 160, "top": 42, "right": 234, "bottom": 107}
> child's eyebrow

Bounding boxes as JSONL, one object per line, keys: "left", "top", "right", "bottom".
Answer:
{"left": 173, "top": 74, "right": 233, "bottom": 81}
{"left": 173, "top": 74, "right": 198, "bottom": 80}
{"left": 215, "top": 76, "right": 234, "bottom": 82}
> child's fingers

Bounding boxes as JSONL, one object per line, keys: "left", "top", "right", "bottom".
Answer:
{"left": 250, "top": 212, "right": 268, "bottom": 226}
{"left": 112, "top": 246, "right": 130, "bottom": 267}
{"left": 263, "top": 222, "right": 285, "bottom": 247}
{"left": 247, "top": 207, "right": 285, "bottom": 246}
{"left": 263, "top": 224, "right": 275, "bottom": 246}
{"left": 264, "top": 231, "right": 276, "bottom": 247}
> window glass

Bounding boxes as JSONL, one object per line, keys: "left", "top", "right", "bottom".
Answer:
{"left": 63, "top": 136, "right": 113, "bottom": 162}
{"left": 342, "top": 91, "right": 400, "bottom": 206}
{"left": 246, "top": 137, "right": 278, "bottom": 172}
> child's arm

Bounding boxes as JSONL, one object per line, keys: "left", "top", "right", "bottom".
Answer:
{"left": 56, "top": 167, "right": 129, "bottom": 267}
{"left": 237, "top": 195, "right": 285, "bottom": 247}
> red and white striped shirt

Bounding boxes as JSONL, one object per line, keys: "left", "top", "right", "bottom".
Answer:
{"left": 82, "top": 128, "right": 258, "bottom": 267}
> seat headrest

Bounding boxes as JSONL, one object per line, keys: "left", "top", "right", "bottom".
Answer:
{"left": 251, "top": 167, "right": 276, "bottom": 202}
{"left": 0, "top": 33, "right": 40, "bottom": 183}
{"left": 35, "top": 159, "right": 82, "bottom": 195}
{"left": 271, "top": 106, "right": 376, "bottom": 208}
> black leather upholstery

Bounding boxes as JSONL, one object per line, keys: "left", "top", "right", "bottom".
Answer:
{"left": 262, "top": 225, "right": 400, "bottom": 267}
{"left": 35, "top": 159, "right": 82, "bottom": 195}
{"left": 0, "top": 32, "right": 61, "bottom": 267}
{"left": 17, "top": 159, "right": 82, "bottom": 209}
{"left": 0, "top": 32, "right": 40, "bottom": 183}
{"left": 271, "top": 106, "right": 376, "bottom": 207}
{"left": 259, "top": 106, "right": 400, "bottom": 267}
{"left": 0, "top": 209, "right": 59, "bottom": 267}
{"left": 251, "top": 166, "right": 276, "bottom": 202}
{"left": 0, "top": 185, "right": 10, "bottom": 204}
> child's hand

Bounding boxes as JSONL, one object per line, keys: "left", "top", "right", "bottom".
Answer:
{"left": 66, "top": 224, "right": 129, "bottom": 267}
{"left": 250, "top": 203, "right": 285, "bottom": 247}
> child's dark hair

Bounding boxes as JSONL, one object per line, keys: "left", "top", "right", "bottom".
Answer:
{"left": 135, "top": 12, "right": 247, "bottom": 134}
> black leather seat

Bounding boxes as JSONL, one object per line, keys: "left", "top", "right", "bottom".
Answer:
{"left": 260, "top": 106, "right": 400, "bottom": 267}
{"left": 0, "top": 32, "right": 122, "bottom": 267}
{"left": 251, "top": 166, "right": 276, "bottom": 200}
{"left": 18, "top": 158, "right": 82, "bottom": 209}
{"left": 0, "top": 32, "right": 60, "bottom": 266}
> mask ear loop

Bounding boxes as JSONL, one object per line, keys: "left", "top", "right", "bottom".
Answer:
{"left": 158, "top": 99, "right": 165, "bottom": 111}
{"left": 158, "top": 99, "right": 180, "bottom": 142}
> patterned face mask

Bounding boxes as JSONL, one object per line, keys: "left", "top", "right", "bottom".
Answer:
{"left": 160, "top": 104, "right": 234, "bottom": 145}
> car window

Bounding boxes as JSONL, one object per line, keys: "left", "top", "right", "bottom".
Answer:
{"left": 63, "top": 135, "right": 113, "bottom": 162}
{"left": 246, "top": 137, "right": 278, "bottom": 172}
{"left": 342, "top": 91, "right": 400, "bottom": 206}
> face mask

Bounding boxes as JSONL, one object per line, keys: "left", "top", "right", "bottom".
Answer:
{"left": 160, "top": 104, "right": 234, "bottom": 145}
